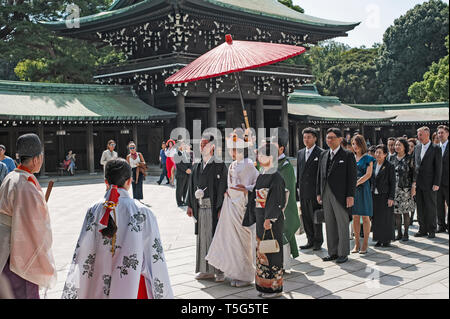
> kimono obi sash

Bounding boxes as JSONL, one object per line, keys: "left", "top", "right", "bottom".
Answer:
{"left": 255, "top": 188, "right": 269, "bottom": 209}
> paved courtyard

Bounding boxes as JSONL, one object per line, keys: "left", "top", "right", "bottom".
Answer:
{"left": 40, "top": 176, "right": 449, "bottom": 299}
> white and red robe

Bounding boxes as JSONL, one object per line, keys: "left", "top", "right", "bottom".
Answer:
{"left": 61, "top": 187, "right": 173, "bottom": 299}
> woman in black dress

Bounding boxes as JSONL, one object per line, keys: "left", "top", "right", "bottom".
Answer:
{"left": 371, "top": 145, "right": 396, "bottom": 247}
{"left": 243, "top": 142, "right": 286, "bottom": 299}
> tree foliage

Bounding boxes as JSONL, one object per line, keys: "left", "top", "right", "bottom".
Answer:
{"left": 0, "top": 0, "right": 125, "bottom": 83}
{"left": 278, "top": 0, "right": 304, "bottom": 14}
{"left": 408, "top": 35, "right": 449, "bottom": 103}
{"left": 376, "top": 0, "right": 449, "bottom": 103}
{"left": 316, "top": 47, "right": 381, "bottom": 104}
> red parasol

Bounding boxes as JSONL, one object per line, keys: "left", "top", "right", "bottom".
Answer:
{"left": 165, "top": 35, "right": 306, "bottom": 129}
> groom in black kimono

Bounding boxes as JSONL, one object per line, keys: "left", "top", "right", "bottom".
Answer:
{"left": 186, "top": 134, "right": 228, "bottom": 281}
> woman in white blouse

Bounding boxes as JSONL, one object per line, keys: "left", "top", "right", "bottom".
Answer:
{"left": 126, "top": 141, "right": 146, "bottom": 200}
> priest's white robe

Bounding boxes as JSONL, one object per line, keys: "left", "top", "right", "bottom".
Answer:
{"left": 205, "top": 159, "right": 259, "bottom": 282}
{"left": 61, "top": 188, "right": 173, "bottom": 299}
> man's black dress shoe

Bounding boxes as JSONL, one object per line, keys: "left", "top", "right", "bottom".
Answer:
{"left": 414, "top": 232, "right": 427, "bottom": 237}
{"left": 322, "top": 255, "right": 338, "bottom": 262}
{"left": 300, "top": 244, "right": 314, "bottom": 250}
{"left": 427, "top": 232, "right": 435, "bottom": 238}
{"left": 381, "top": 243, "right": 391, "bottom": 247}
{"left": 375, "top": 242, "right": 382, "bottom": 247}
{"left": 336, "top": 256, "right": 348, "bottom": 264}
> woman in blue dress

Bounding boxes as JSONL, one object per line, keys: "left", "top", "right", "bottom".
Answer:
{"left": 351, "top": 135, "right": 376, "bottom": 254}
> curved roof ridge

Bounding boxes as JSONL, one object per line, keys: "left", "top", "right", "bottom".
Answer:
{"left": 41, "top": 0, "right": 359, "bottom": 32}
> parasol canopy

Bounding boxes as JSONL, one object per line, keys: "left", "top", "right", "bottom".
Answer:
{"left": 165, "top": 34, "right": 306, "bottom": 84}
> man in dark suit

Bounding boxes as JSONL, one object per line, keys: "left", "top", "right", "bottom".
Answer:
{"left": 297, "top": 127, "right": 324, "bottom": 250}
{"left": 436, "top": 125, "right": 449, "bottom": 233}
{"left": 174, "top": 140, "right": 193, "bottom": 207}
{"left": 413, "top": 126, "right": 442, "bottom": 238}
{"left": 317, "top": 128, "right": 357, "bottom": 264}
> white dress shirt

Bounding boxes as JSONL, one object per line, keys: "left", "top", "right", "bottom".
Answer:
{"left": 329, "top": 145, "right": 340, "bottom": 160}
{"left": 374, "top": 162, "right": 382, "bottom": 194}
{"left": 305, "top": 145, "right": 316, "bottom": 162}
{"left": 420, "top": 141, "right": 432, "bottom": 161}
{"left": 440, "top": 140, "right": 448, "bottom": 156}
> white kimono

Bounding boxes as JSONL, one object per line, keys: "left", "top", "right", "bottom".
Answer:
{"left": 205, "top": 158, "right": 259, "bottom": 282}
{"left": 61, "top": 188, "right": 173, "bottom": 299}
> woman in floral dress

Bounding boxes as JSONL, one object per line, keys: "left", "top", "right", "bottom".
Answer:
{"left": 389, "top": 138, "right": 415, "bottom": 241}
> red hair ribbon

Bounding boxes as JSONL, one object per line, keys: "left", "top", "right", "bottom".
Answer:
{"left": 99, "top": 185, "right": 120, "bottom": 230}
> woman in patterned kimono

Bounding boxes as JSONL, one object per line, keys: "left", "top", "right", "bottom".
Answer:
{"left": 389, "top": 138, "right": 415, "bottom": 241}
{"left": 243, "top": 142, "right": 286, "bottom": 299}
{"left": 62, "top": 159, "right": 173, "bottom": 299}
{"left": 206, "top": 130, "right": 259, "bottom": 287}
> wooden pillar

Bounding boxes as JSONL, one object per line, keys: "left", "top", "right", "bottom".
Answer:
{"left": 176, "top": 93, "right": 186, "bottom": 128}
{"left": 318, "top": 125, "right": 324, "bottom": 148}
{"left": 256, "top": 95, "right": 264, "bottom": 131}
{"left": 37, "top": 125, "right": 46, "bottom": 177}
{"left": 372, "top": 128, "right": 377, "bottom": 146}
{"left": 209, "top": 91, "right": 217, "bottom": 128}
{"left": 281, "top": 96, "right": 289, "bottom": 155}
{"left": 87, "top": 123, "right": 95, "bottom": 174}
{"left": 294, "top": 122, "right": 300, "bottom": 154}
{"left": 133, "top": 123, "right": 138, "bottom": 146}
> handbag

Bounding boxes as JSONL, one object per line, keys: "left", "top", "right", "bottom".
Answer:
{"left": 259, "top": 228, "right": 280, "bottom": 254}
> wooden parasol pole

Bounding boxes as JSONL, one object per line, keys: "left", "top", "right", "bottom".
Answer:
{"left": 234, "top": 73, "right": 250, "bottom": 130}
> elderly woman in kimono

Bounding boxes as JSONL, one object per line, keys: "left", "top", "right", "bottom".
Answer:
{"left": 0, "top": 133, "right": 57, "bottom": 299}
{"left": 243, "top": 142, "right": 287, "bottom": 299}
{"left": 206, "top": 129, "right": 259, "bottom": 288}
{"left": 62, "top": 159, "right": 173, "bottom": 299}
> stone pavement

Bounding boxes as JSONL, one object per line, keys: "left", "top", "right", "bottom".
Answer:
{"left": 40, "top": 177, "right": 449, "bottom": 299}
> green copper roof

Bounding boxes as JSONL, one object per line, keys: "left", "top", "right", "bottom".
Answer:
{"left": 0, "top": 80, "right": 176, "bottom": 121}
{"left": 288, "top": 89, "right": 393, "bottom": 122}
{"left": 288, "top": 87, "right": 449, "bottom": 123}
{"left": 349, "top": 102, "right": 449, "bottom": 111}
{"left": 350, "top": 102, "right": 449, "bottom": 123}
{"left": 41, "top": 0, "right": 359, "bottom": 32}
{"left": 108, "top": 0, "right": 144, "bottom": 10}
{"left": 202, "top": 0, "right": 359, "bottom": 28}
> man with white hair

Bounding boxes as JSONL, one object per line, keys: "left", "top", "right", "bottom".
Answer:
{"left": 413, "top": 126, "right": 442, "bottom": 238}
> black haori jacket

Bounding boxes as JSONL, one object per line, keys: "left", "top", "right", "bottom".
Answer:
{"left": 186, "top": 156, "right": 228, "bottom": 235}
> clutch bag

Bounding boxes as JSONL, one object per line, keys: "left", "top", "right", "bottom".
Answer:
{"left": 259, "top": 228, "right": 280, "bottom": 254}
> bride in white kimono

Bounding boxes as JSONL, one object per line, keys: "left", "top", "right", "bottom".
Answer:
{"left": 206, "top": 133, "right": 259, "bottom": 287}
{"left": 62, "top": 159, "right": 173, "bottom": 299}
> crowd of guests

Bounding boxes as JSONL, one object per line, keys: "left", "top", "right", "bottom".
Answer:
{"left": 182, "top": 125, "right": 448, "bottom": 299}
{"left": 0, "top": 124, "right": 447, "bottom": 299}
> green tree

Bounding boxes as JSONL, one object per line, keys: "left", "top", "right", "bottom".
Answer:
{"left": 408, "top": 35, "right": 449, "bottom": 103}
{"left": 316, "top": 48, "right": 381, "bottom": 104}
{"left": 376, "top": 0, "right": 449, "bottom": 103}
{"left": 278, "top": 0, "right": 304, "bottom": 13}
{"left": 0, "top": 0, "right": 124, "bottom": 83}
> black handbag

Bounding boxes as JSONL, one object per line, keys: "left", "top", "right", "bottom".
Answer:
{"left": 313, "top": 208, "right": 325, "bottom": 224}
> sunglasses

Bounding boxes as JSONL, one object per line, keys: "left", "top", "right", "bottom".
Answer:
{"left": 129, "top": 147, "right": 136, "bottom": 150}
